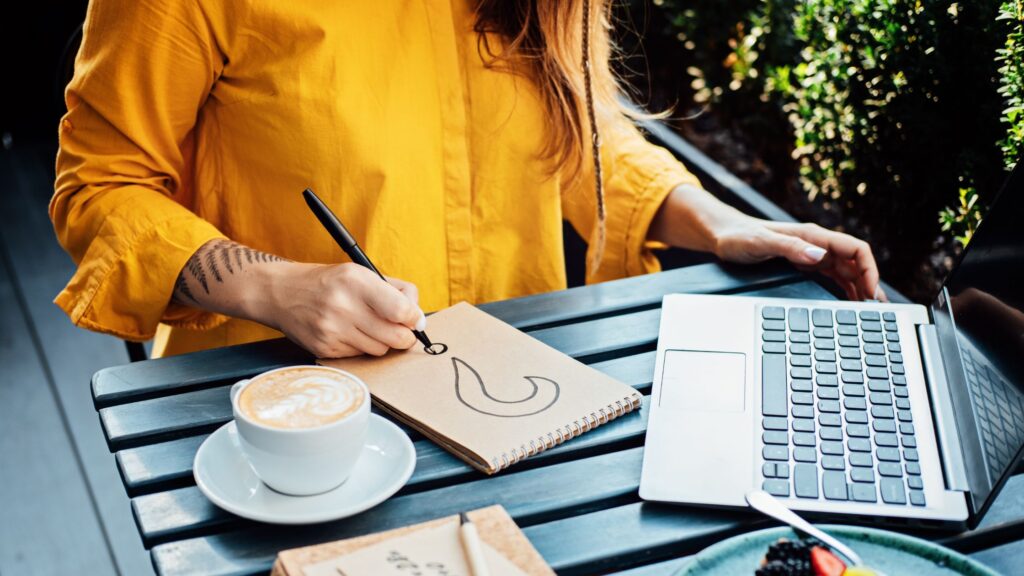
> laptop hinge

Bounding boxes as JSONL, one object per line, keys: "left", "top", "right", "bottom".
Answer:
{"left": 918, "top": 324, "right": 970, "bottom": 492}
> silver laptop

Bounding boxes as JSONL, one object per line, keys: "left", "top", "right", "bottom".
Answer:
{"left": 640, "top": 164, "right": 1024, "bottom": 529}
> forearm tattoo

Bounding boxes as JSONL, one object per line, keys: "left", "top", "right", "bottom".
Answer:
{"left": 173, "top": 239, "right": 287, "bottom": 306}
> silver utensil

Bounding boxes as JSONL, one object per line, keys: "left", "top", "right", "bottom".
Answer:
{"left": 745, "top": 490, "right": 865, "bottom": 567}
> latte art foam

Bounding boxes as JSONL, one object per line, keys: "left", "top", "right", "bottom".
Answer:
{"left": 238, "top": 367, "right": 366, "bottom": 429}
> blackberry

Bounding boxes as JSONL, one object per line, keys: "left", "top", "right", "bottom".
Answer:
{"left": 765, "top": 538, "right": 813, "bottom": 563}
{"left": 755, "top": 558, "right": 809, "bottom": 576}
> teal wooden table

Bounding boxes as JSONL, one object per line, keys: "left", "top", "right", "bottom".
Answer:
{"left": 90, "top": 261, "right": 1024, "bottom": 575}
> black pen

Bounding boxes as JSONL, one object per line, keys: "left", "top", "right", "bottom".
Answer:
{"left": 302, "top": 188, "right": 434, "bottom": 351}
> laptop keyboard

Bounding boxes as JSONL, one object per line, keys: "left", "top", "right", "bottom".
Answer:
{"left": 961, "top": 346, "right": 1024, "bottom": 483}
{"left": 759, "top": 306, "right": 924, "bottom": 506}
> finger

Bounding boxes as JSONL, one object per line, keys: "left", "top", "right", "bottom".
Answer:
{"left": 760, "top": 230, "right": 828, "bottom": 266}
{"left": 818, "top": 268, "right": 859, "bottom": 301}
{"left": 346, "top": 326, "right": 391, "bottom": 357}
{"left": 875, "top": 284, "right": 890, "bottom": 303}
{"left": 300, "top": 337, "right": 362, "bottom": 359}
{"left": 386, "top": 276, "right": 420, "bottom": 307}
{"left": 771, "top": 223, "right": 880, "bottom": 302}
{"left": 360, "top": 277, "right": 421, "bottom": 328}
{"left": 355, "top": 304, "right": 417, "bottom": 350}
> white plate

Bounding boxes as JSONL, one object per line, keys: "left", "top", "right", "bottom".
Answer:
{"left": 193, "top": 414, "right": 416, "bottom": 524}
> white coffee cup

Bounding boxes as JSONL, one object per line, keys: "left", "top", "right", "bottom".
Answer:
{"left": 230, "top": 366, "right": 370, "bottom": 496}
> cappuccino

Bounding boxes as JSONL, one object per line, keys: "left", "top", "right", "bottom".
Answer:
{"left": 238, "top": 366, "right": 366, "bottom": 429}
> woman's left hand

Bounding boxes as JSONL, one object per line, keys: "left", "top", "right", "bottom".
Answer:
{"left": 713, "top": 218, "right": 885, "bottom": 302}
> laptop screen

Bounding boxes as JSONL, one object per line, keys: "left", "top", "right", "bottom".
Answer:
{"left": 939, "top": 162, "right": 1024, "bottom": 514}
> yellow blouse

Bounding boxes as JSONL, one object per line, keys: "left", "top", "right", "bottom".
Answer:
{"left": 51, "top": 0, "right": 701, "bottom": 357}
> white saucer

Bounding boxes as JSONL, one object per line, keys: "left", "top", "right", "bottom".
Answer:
{"left": 193, "top": 414, "right": 416, "bottom": 524}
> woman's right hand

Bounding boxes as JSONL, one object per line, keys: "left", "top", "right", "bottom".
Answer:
{"left": 259, "top": 262, "right": 426, "bottom": 358}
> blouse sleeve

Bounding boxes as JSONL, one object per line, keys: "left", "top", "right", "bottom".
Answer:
{"left": 561, "top": 115, "right": 703, "bottom": 283}
{"left": 50, "top": 0, "right": 236, "bottom": 340}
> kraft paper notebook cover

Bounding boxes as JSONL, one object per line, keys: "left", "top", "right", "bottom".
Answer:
{"left": 270, "top": 505, "right": 554, "bottom": 576}
{"left": 319, "top": 302, "right": 642, "bottom": 474}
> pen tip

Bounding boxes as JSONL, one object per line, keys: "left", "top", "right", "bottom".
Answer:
{"left": 459, "top": 512, "right": 469, "bottom": 525}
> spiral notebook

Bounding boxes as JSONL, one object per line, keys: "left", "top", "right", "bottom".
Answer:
{"left": 319, "top": 302, "right": 642, "bottom": 474}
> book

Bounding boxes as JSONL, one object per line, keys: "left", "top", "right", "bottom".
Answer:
{"left": 270, "top": 505, "right": 554, "bottom": 576}
{"left": 320, "top": 302, "right": 642, "bottom": 474}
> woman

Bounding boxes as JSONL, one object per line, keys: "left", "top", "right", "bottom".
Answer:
{"left": 52, "top": 0, "right": 882, "bottom": 358}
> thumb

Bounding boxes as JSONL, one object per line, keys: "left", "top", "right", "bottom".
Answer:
{"left": 765, "top": 231, "right": 827, "bottom": 266}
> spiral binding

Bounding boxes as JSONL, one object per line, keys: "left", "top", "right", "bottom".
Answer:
{"left": 489, "top": 393, "right": 643, "bottom": 472}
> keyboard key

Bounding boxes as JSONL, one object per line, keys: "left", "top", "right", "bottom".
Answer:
{"left": 817, "top": 387, "right": 839, "bottom": 400}
{"left": 890, "top": 353, "right": 903, "bottom": 363}
{"left": 902, "top": 436, "right": 917, "bottom": 448}
{"left": 891, "top": 364, "right": 905, "bottom": 375}
{"left": 763, "top": 479, "right": 790, "bottom": 497}
{"left": 836, "top": 310, "right": 857, "bottom": 325}
{"left": 851, "top": 483, "right": 877, "bottom": 502}
{"left": 908, "top": 476, "right": 923, "bottom": 489}
{"left": 886, "top": 332, "right": 900, "bottom": 343}
{"left": 861, "top": 321, "right": 882, "bottom": 332}
{"left": 870, "top": 393, "right": 892, "bottom": 406}
{"left": 762, "top": 354, "right": 788, "bottom": 417}
{"left": 793, "top": 419, "right": 815, "bottom": 433}
{"left": 839, "top": 336, "right": 859, "bottom": 347}
{"left": 763, "top": 462, "right": 777, "bottom": 477}
{"left": 790, "top": 343, "right": 811, "bottom": 355}
{"left": 843, "top": 385, "right": 865, "bottom": 397}
{"left": 895, "top": 398, "right": 911, "bottom": 410}
{"left": 860, "top": 311, "right": 881, "bottom": 321}
{"left": 863, "top": 332, "right": 884, "bottom": 344}
{"left": 763, "top": 431, "right": 788, "bottom": 445}
{"left": 819, "top": 413, "right": 841, "bottom": 427}
{"left": 791, "top": 367, "right": 812, "bottom": 379}
{"left": 880, "top": 477, "right": 906, "bottom": 504}
{"left": 888, "top": 342, "right": 902, "bottom": 353}
{"left": 884, "top": 322, "right": 898, "bottom": 332}
{"left": 903, "top": 449, "right": 919, "bottom": 461}
{"left": 794, "top": 464, "right": 819, "bottom": 498}
{"left": 872, "top": 406, "right": 895, "bottom": 419}
{"left": 840, "top": 360, "right": 863, "bottom": 372}
{"left": 873, "top": 419, "right": 896, "bottom": 433}
{"left": 813, "top": 327, "right": 834, "bottom": 339}
{"left": 865, "top": 355, "right": 887, "bottom": 367}
{"left": 790, "top": 356, "right": 812, "bottom": 368}
{"left": 868, "top": 379, "right": 890, "bottom": 392}
{"left": 898, "top": 410, "right": 914, "bottom": 422}
{"left": 847, "top": 459, "right": 872, "bottom": 473}
{"left": 848, "top": 438, "right": 871, "bottom": 452}
{"left": 776, "top": 463, "right": 790, "bottom": 478}
{"left": 879, "top": 462, "right": 903, "bottom": 477}
{"left": 812, "top": 309, "right": 833, "bottom": 327}
{"left": 882, "top": 312, "right": 896, "bottom": 322}
{"left": 791, "top": 379, "right": 812, "bottom": 392}
{"left": 793, "top": 405, "right": 814, "bottom": 418}
{"left": 792, "top": 392, "right": 814, "bottom": 405}
{"left": 906, "top": 462, "right": 922, "bottom": 475}
{"left": 815, "top": 350, "right": 837, "bottom": 362}
{"left": 763, "top": 306, "right": 785, "bottom": 320}
{"left": 875, "top": 433, "right": 899, "bottom": 447}
{"left": 818, "top": 400, "right": 840, "bottom": 413}
{"left": 820, "top": 427, "right": 842, "bottom": 441}
{"left": 822, "top": 455, "right": 845, "bottom": 470}
{"left": 876, "top": 447, "right": 900, "bottom": 462}
{"left": 841, "top": 371, "right": 864, "bottom": 384}
{"left": 838, "top": 325, "right": 859, "bottom": 336}
{"left": 893, "top": 386, "right": 909, "bottom": 398}
{"left": 823, "top": 470, "right": 848, "bottom": 500}
{"left": 900, "top": 423, "right": 915, "bottom": 435}
{"left": 816, "top": 375, "right": 840, "bottom": 389}
{"left": 909, "top": 490, "right": 926, "bottom": 506}
{"left": 814, "top": 339, "right": 836, "bottom": 350}
{"left": 847, "top": 424, "right": 870, "bottom": 437}
{"left": 763, "top": 417, "right": 788, "bottom": 430}
{"left": 763, "top": 331, "right": 786, "bottom": 342}
{"left": 839, "top": 347, "right": 861, "bottom": 359}
{"left": 844, "top": 397, "right": 867, "bottom": 410}
{"left": 763, "top": 319, "right": 786, "bottom": 331}
{"left": 794, "top": 447, "right": 817, "bottom": 463}
{"left": 817, "top": 362, "right": 837, "bottom": 374}
{"left": 867, "top": 367, "right": 889, "bottom": 379}
{"left": 789, "top": 308, "right": 810, "bottom": 332}
{"left": 793, "top": 432, "right": 816, "bottom": 446}
{"left": 763, "top": 446, "right": 788, "bottom": 461}
{"left": 864, "top": 343, "right": 885, "bottom": 355}
{"left": 821, "top": 441, "right": 844, "bottom": 455}
{"left": 845, "top": 411, "right": 868, "bottom": 424}
{"left": 790, "top": 332, "right": 810, "bottom": 343}
{"left": 763, "top": 342, "right": 786, "bottom": 354}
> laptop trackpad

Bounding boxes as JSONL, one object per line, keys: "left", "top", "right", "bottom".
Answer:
{"left": 660, "top": 350, "right": 746, "bottom": 412}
